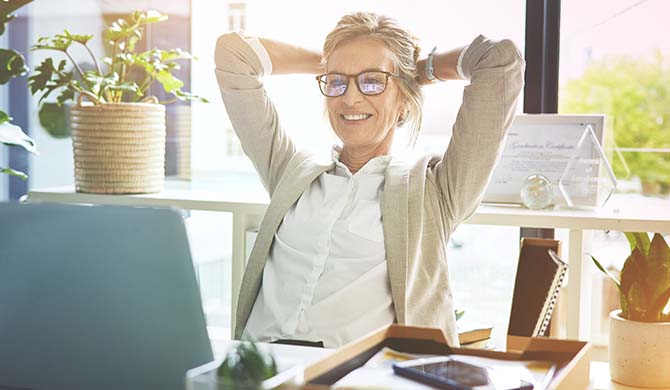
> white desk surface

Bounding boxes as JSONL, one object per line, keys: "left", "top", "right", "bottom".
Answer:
{"left": 27, "top": 181, "right": 670, "bottom": 232}
{"left": 211, "top": 339, "right": 668, "bottom": 390}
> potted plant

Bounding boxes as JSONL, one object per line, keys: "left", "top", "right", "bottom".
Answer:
{"left": 1, "top": 0, "right": 37, "bottom": 181}
{"left": 186, "top": 340, "right": 293, "bottom": 390}
{"left": 28, "top": 10, "right": 206, "bottom": 194}
{"left": 591, "top": 232, "right": 670, "bottom": 388}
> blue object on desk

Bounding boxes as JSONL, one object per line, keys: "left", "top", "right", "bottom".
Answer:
{"left": 0, "top": 202, "right": 213, "bottom": 390}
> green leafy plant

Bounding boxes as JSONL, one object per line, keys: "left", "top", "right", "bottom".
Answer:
{"left": 591, "top": 232, "right": 670, "bottom": 322}
{"left": 561, "top": 53, "right": 670, "bottom": 188}
{"left": 0, "top": 0, "right": 36, "bottom": 180}
{"left": 217, "top": 340, "right": 278, "bottom": 389}
{"left": 28, "top": 10, "right": 207, "bottom": 107}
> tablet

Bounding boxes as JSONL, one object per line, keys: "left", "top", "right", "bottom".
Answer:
{"left": 393, "top": 357, "right": 534, "bottom": 390}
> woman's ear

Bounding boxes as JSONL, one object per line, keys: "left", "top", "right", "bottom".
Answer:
{"left": 396, "top": 106, "right": 409, "bottom": 127}
{"left": 396, "top": 113, "right": 404, "bottom": 127}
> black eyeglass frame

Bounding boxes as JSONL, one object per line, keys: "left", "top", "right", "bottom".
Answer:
{"left": 315, "top": 70, "right": 400, "bottom": 97}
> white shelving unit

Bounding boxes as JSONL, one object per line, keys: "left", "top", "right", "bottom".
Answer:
{"left": 27, "top": 181, "right": 670, "bottom": 341}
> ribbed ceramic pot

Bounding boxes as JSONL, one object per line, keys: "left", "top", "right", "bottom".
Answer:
{"left": 609, "top": 310, "right": 670, "bottom": 388}
{"left": 70, "top": 102, "right": 166, "bottom": 194}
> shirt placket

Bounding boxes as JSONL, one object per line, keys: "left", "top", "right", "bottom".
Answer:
{"left": 283, "top": 175, "right": 356, "bottom": 336}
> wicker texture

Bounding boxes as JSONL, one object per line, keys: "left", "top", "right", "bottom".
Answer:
{"left": 70, "top": 103, "right": 166, "bottom": 194}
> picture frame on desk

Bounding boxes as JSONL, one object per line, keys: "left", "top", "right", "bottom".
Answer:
{"left": 484, "top": 114, "right": 607, "bottom": 207}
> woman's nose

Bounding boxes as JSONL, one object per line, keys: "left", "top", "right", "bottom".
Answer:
{"left": 341, "top": 78, "right": 364, "bottom": 105}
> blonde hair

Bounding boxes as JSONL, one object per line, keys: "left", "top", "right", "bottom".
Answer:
{"left": 322, "top": 12, "right": 423, "bottom": 146}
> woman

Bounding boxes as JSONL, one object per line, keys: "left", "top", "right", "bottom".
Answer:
{"left": 214, "top": 12, "right": 524, "bottom": 348}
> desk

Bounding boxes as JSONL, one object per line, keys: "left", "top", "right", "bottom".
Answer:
{"left": 210, "top": 339, "right": 663, "bottom": 390}
{"left": 27, "top": 181, "right": 670, "bottom": 340}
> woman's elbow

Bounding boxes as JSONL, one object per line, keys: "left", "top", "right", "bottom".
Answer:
{"left": 214, "top": 32, "right": 241, "bottom": 69}
{"left": 496, "top": 39, "right": 526, "bottom": 77}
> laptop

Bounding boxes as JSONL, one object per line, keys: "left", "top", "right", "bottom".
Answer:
{"left": 0, "top": 202, "right": 214, "bottom": 389}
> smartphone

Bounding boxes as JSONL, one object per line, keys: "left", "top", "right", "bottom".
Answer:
{"left": 393, "top": 357, "right": 534, "bottom": 390}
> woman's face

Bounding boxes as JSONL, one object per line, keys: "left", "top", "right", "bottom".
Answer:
{"left": 325, "top": 37, "right": 405, "bottom": 151}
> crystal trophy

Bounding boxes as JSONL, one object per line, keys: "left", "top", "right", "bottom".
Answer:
{"left": 558, "top": 125, "right": 617, "bottom": 208}
{"left": 520, "top": 174, "right": 554, "bottom": 209}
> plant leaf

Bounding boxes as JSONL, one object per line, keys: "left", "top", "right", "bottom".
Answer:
{"left": 648, "top": 233, "right": 670, "bottom": 265}
{"left": 159, "top": 48, "right": 195, "bottom": 62}
{"left": 107, "top": 81, "right": 142, "bottom": 96}
{"left": 104, "top": 19, "right": 130, "bottom": 42}
{"left": 63, "top": 30, "right": 93, "bottom": 45}
{"left": 649, "top": 287, "right": 670, "bottom": 322}
{"left": 0, "top": 0, "right": 32, "bottom": 19}
{"left": 625, "top": 232, "right": 651, "bottom": 256}
{"left": 28, "top": 58, "right": 55, "bottom": 94}
{"left": 0, "top": 0, "right": 32, "bottom": 35}
{"left": 620, "top": 247, "right": 645, "bottom": 296}
{"left": 626, "top": 280, "right": 648, "bottom": 321}
{"left": 139, "top": 10, "right": 167, "bottom": 24}
{"left": 29, "top": 59, "right": 76, "bottom": 105}
{"left": 0, "top": 110, "right": 10, "bottom": 124}
{"left": 173, "top": 89, "right": 209, "bottom": 103}
{"left": 590, "top": 255, "right": 621, "bottom": 289}
{"left": 38, "top": 102, "right": 70, "bottom": 138}
{"left": 56, "top": 87, "right": 75, "bottom": 106}
{"left": 0, "top": 166, "right": 28, "bottom": 180}
{"left": 0, "top": 121, "right": 37, "bottom": 153}
{"left": 155, "top": 69, "right": 183, "bottom": 93}
{"left": 32, "top": 34, "right": 73, "bottom": 52}
{"left": 0, "top": 48, "right": 28, "bottom": 84}
{"left": 643, "top": 233, "right": 670, "bottom": 317}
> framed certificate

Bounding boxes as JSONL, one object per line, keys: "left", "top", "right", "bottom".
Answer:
{"left": 483, "top": 114, "right": 607, "bottom": 206}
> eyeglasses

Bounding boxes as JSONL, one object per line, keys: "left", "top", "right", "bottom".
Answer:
{"left": 316, "top": 70, "right": 399, "bottom": 97}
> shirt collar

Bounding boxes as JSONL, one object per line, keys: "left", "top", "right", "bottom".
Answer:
{"left": 331, "top": 145, "right": 393, "bottom": 176}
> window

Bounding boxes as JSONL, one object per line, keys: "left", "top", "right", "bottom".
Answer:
{"left": 559, "top": 0, "right": 670, "bottom": 344}
{"left": 559, "top": 0, "right": 670, "bottom": 196}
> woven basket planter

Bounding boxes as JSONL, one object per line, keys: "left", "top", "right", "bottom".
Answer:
{"left": 70, "top": 99, "right": 166, "bottom": 194}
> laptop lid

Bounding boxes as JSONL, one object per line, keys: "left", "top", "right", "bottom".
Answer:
{"left": 0, "top": 202, "right": 213, "bottom": 389}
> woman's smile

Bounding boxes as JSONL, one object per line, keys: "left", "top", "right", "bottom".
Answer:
{"left": 340, "top": 113, "right": 373, "bottom": 123}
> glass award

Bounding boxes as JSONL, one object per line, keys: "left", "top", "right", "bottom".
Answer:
{"left": 558, "top": 125, "right": 617, "bottom": 208}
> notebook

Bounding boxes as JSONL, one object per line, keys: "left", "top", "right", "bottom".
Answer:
{"left": 508, "top": 238, "right": 567, "bottom": 337}
{"left": 457, "top": 321, "right": 493, "bottom": 345}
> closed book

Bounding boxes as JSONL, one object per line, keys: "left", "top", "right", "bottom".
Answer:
{"left": 457, "top": 321, "right": 493, "bottom": 344}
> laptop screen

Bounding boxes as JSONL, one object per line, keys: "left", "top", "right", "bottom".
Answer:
{"left": 0, "top": 202, "right": 214, "bottom": 389}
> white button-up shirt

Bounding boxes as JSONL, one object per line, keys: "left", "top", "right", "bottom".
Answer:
{"left": 244, "top": 148, "right": 396, "bottom": 348}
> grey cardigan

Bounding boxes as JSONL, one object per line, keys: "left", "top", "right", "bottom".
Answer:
{"left": 214, "top": 32, "right": 525, "bottom": 346}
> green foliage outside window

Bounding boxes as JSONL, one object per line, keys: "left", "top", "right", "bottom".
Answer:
{"left": 561, "top": 53, "right": 670, "bottom": 188}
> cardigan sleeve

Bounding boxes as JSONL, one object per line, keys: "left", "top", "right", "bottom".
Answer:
{"left": 430, "top": 35, "right": 525, "bottom": 233}
{"left": 214, "top": 32, "right": 297, "bottom": 195}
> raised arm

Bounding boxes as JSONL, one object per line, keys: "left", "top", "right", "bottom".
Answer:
{"left": 214, "top": 33, "right": 321, "bottom": 195}
{"left": 426, "top": 35, "right": 525, "bottom": 232}
{"left": 258, "top": 38, "right": 322, "bottom": 75}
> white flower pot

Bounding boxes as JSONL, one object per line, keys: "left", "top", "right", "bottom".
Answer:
{"left": 609, "top": 310, "right": 670, "bottom": 388}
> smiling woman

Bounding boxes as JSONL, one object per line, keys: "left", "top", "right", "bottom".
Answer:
{"left": 214, "top": 11, "right": 524, "bottom": 348}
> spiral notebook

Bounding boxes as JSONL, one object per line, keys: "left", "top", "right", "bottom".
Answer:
{"left": 508, "top": 238, "right": 567, "bottom": 337}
